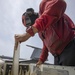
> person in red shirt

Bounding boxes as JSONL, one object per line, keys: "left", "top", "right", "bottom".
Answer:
{"left": 15, "top": 0, "right": 75, "bottom": 66}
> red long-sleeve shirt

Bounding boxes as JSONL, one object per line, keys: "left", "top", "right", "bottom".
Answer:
{"left": 33, "top": 0, "right": 75, "bottom": 62}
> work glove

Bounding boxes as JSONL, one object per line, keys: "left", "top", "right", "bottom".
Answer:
{"left": 36, "top": 60, "right": 43, "bottom": 67}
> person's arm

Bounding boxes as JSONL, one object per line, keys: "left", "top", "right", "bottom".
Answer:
{"left": 36, "top": 43, "right": 48, "bottom": 66}
{"left": 33, "top": 0, "right": 66, "bottom": 31}
{"left": 14, "top": 26, "right": 38, "bottom": 50}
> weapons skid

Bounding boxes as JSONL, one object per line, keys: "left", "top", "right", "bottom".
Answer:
{"left": 12, "top": 42, "right": 20, "bottom": 75}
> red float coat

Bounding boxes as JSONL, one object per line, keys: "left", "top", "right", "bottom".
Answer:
{"left": 33, "top": 0, "right": 75, "bottom": 62}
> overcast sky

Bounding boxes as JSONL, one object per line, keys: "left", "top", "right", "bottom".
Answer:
{"left": 0, "top": 0, "right": 75, "bottom": 64}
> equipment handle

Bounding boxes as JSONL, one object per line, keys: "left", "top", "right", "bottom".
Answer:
{"left": 12, "top": 42, "right": 20, "bottom": 75}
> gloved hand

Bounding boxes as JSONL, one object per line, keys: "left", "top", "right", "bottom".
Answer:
{"left": 36, "top": 60, "right": 43, "bottom": 67}
{"left": 14, "top": 33, "right": 31, "bottom": 50}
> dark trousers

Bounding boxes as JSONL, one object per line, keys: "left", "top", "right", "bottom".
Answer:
{"left": 54, "top": 38, "right": 75, "bottom": 66}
